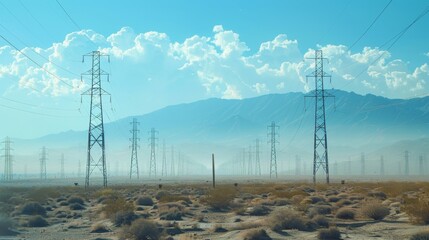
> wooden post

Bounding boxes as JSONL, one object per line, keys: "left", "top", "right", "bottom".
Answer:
{"left": 212, "top": 153, "right": 215, "bottom": 188}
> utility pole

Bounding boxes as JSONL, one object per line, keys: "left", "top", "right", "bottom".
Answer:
{"left": 212, "top": 154, "right": 215, "bottom": 188}
{"left": 2, "top": 137, "right": 12, "bottom": 181}
{"left": 380, "top": 155, "right": 385, "bottom": 175}
{"left": 361, "top": 152, "right": 365, "bottom": 176}
{"left": 268, "top": 122, "right": 279, "bottom": 178}
{"left": 129, "top": 118, "right": 140, "bottom": 179}
{"left": 405, "top": 150, "right": 409, "bottom": 176}
{"left": 248, "top": 145, "right": 253, "bottom": 175}
{"left": 255, "top": 139, "right": 261, "bottom": 176}
{"left": 148, "top": 128, "right": 158, "bottom": 177}
{"left": 60, "top": 153, "right": 65, "bottom": 179}
{"left": 170, "top": 145, "right": 175, "bottom": 176}
{"left": 305, "top": 50, "right": 334, "bottom": 184}
{"left": 40, "top": 147, "right": 47, "bottom": 180}
{"left": 82, "top": 51, "right": 110, "bottom": 188}
{"left": 161, "top": 139, "right": 167, "bottom": 176}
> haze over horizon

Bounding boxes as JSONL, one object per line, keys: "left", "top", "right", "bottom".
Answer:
{"left": 0, "top": 0, "right": 427, "bottom": 138}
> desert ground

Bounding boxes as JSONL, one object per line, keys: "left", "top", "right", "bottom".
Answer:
{"left": 1, "top": 178, "right": 429, "bottom": 240}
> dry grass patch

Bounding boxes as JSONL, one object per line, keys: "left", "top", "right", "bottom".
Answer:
{"left": 335, "top": 208, "right": 355, "bottom": 220}
{"left": 121, "top": 219, "right": 162, "bottom": 240}
{"left": 318, "top": 227, "right": 341, "bottom": 240}
{"left": 201, "top": 186, "right": 236, "bottom": 211}
{"left": 410, "top": 229, "right": 429, "bottom": 240}
{"left": 404, "top": 195, "right": 429, "bottom": 224}
{"left": 361, "top": 202, "right": 390, "bottom": 220}
{"left": 243, "top": 228, "right": 272, "bottom": 240}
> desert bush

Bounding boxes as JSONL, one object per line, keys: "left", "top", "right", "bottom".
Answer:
{"left": 159, "top": 194, "right": 191, "bottom": 204}
{"left": 21, "top": 202, "right": 46, "bottom": 216}
{"left": 328, "top": 196, "right": 341, "bottom": 203}
{"left": 274, "top": 198, "right": 290, "bottom": 206}
{"left": 90, "top": 222, "right": 110, "bottom": 233}
{"left": 102, "top": 196, "right": 134, "bottom": 218}
{"left": 159, "top": 203, "right": 184, "bottom": 221}
{"left": 243, "top": 229, "right": 272, "bottom": 240}
{"left": 410, "top": 229, "right": 429, "bottom": 240}
{"left": 122, "top": 219, "right": 162, "bottom": 240}
{"left": 312, "top": 215, "right": 330, "bottom": 228}
{"left": 26, "top": 188, "right": 60, "bottom": 203}
{"left": 318, "top": 227, "right": 341, "bottom": 240}
{"left": 367, "top": 191, "right": 387, "bottom": 200}
{"left": 113, "top": 211, "right": 138, "bottom": 226}
{"left": 269, "top": 208, "right": 316, "bottom": 232}
{"left": 135, "top": 196, "right": 154, "bottom": 206}
{"left": 68, "top": 196, "right": 84, "bottom": 205}
{"left": 201, "top": 186, "right": 236, "bottom": 211}
{"left": 69, "top": 203, "right": 85, "bottom": 211}
{"left": 361, "top": 202, "right": 390, "bottom": 220}
{"left": 335, "top": 208, "right": 355, "bottom": 220}
{"left": 0, "top": 215, "right": 17, "bottom": 236}
{"left": 155, "top": 191, "right": 168, "bottom": 200}
{"left": 308, "top": 205, "right": 332, "bottom": 218}
{"left": 404, "top": 196, "right": 429, "bottom": 224}
{"left": 249, "top": 205, "right": 271, "bottom": 216}
{"left": 335, "top": 199, "right": 352, "bottom": 207}
{"left": 26, "top": 215, "right": 48, "bottom": 227}
{"left": 308, "top": 196, "right": 325, "bottom": 204}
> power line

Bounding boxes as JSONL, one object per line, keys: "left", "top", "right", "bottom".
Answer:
{"left": 349, "top": 0, "right": 393, "bottom": 50}
{"left": 55, "top": 0, "right": 82, "bottom": 30}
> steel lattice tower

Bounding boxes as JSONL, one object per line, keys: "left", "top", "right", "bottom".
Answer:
{"left": 82, "top": 51, "right": 110, "bottom": 188}
{"left": 40, "top": 147, "right": 47, "bottom": 180}
{"left": 247, "top": 145, "right": 253, "bottom": 175}
{"left": 380, "top": 155, "right": 385, "bottom": 175}
{"left": 2, "top": 137, "right": 12, "bottom": 181}
{"left": 60, "top": 153, "right": 65, "bottom": 179}
{"left": 129, "top": 118, "right": 140, "bottom": 179}
{"left": 361, "top": 152, "right": 365, "bottom": 175}
{"left": 161, "top": 140, "right": 167, "bottom": 176}
{"left": 268, "top": 122, "right": 279, "bottom": 178}
{"left": 305, "top": 50, "right": 334, "bottom": 184}
{"left": 420, "top": 155, "right": 424, "bottom": 175}
{"left": 295, "top": 155, "right": 301, "bottom": 175}
{"left": 255, "top": 139, "right": 261, "bottom": 176}
{"left": 148, "top": 128, "right": 158, "bottom": 177}
{"left": 170, "top": 146, "right": 175, "bottom": 176}
{"left": 404, "top": 150, "right": 409, "bottom": 175}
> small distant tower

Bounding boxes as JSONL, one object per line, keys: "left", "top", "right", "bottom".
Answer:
{"left": 380, "top": 155, "right": 385, "bottom": 175}
{"left": 2, "top": 137, "right": 13, "bottom": 181}
{"left": 148, "top": 128, "right": 158, "bottom": 177}
{"left": 255, "top": 139, "right": 261, "bottom": 176}
{"left": 419, "top": 155, "right": 424, "bottom": 176}
{"left": 129, "top": 118, "right": 140, "bottom": 179}
{"left": 404, "top": 150, "right": 409, "bottom": 176}
{"left": 361, "top": 152, "right": 365, "bottom": 175}
{"left": 295, "top": 155, "right": 301, "bottom": 175}
{"left": 248, "top": 145, "right": 253, "bottom": 175}
{"left": 333, "top": 160, "right": 338, "bottom": 175}
{"left": 161, "top": 140, "right": 167, "bottom": 176}
{"left": 267, "top": 122, "right": 279, "bottom": 178}
{"left": 170, "top": 145, "right": 175, "bottom": 176}
{"left": 60, "top": 153, "right": 65, "bottom": 179}
{"left": 40, "top": 147, "right": 47, "bottom": 180}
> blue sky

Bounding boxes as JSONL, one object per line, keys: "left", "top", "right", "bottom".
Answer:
{"left": 0, "top": 0, "right": 428, "bottom": 138}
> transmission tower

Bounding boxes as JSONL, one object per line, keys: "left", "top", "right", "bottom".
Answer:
{"left": 255, "top": 139, "right": 261, "bottom": 176}
{"left": 295, "top": 155, "right": 301, "bottom": 175}
{"left": 60, "top": 153, "right": 65, "bottom": 179}
{"left": 129, "top": 118, "right": 140, "bottom": 179}
{"left": 305, "top": 50, "right": 334, "bottom": 184}
{"left": 148, "top": 128, "right": 158, "bottom": 177}
{"left": 2, "top": 137, "right": 13, "bottom": 181}
{"left": 361, "top": 152, "right": 365, "bottom": 175}
{"left": 404, "top": 150, "right": 409, "bottom": 176}
{"left": 170, "top": 145, "right": 175, "bottom": 176}
{"left": 380, "top": 155, "right": 385, "bottom": 175}
{"left": 161, "top": 140, "right": 167, "bottom": 176}
{"left": 268, "top": 122, "right": 279, "bottom": 178}
{"left": 81, "top": 51, "right": 110, "bottom": 188}
{"left": 40, "top": 147, "right": 47, "bottom": 180}
{"left": 247, "top": 145, "right": 253, "bottom": 175}
{"left": 419, "top": 155, "right": 424, "bottom": 176}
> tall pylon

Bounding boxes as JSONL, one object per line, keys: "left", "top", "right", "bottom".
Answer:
{"left": 380, "top": 155, "right": 385, "bottom": 175}
{"left": 81, "top": 51, "right": 110, "bottom": 188}
{"left": 170, "top": 145, "right": 175, "bottom": 176}
{"left": 419, "top": 155, "right": 424, "bottom": 176}
{"left": 305, "top": 50, "right": 334, "bottom": 184}
{"left": 161, "top": 140, "right": 167, "bottom": 176}
{"left": 242, "top": 148, "right": 246, "bottom": 175}
{"left": 2, "top": 137, "right": 13, "bottom": 181}
{"left": 247, "top": 145, "right": 253, "bottom": 175}
{"left": 268, "top": 122, "right": 279, "bottom": 178}
{"left": 129, "top": 118, "right": 140, "bottom": 179}
{"left": 361, "top": 152, "right": 365, "bottom": 175}
{"left": 148, "top": 128, "right": 158, "bottom": 177}
{"left": 295, "top": 155, "right": 301, "bottom": 175}
{"left": 404, "top": 150, "right": 409, "bottom": 176}
{"left": 60, "top": 153, "right": 65, "bottom": 179}
{"left": 255, "top": 139, "right": 261, "bottom": 176}
{"left": 40, "top": 147, "right": 47, "bottom": 180}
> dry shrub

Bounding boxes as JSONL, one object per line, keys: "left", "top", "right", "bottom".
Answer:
{"left": 69, "top": 203, "right": 85, "bottom": 210}
{"left": 404, "top": 196, "right": 429, "bottom": 224}
{"left": 159, "top": 203, "right": 185, "bottom": 220}
{"left": 243, "top": 228, "right": 272, "bottom": 240}
{"left": 269, "top": 208, "right": 316, "bottom": 232}
{"left": 135, "top": 196, "right": 154, "bottom": 206}
{"left": 159, "top": 194, "right": 191, "bottom": 204}
{"left": 273, "top": 189, "right": 308, "bottom": 199}
{"left": 68, "top": 196, "right": 85, "bottom": 205}
{"left": 335, "top": 208, "right": 355, "bottom": 220}
{"left": 201, "top": 186, "right": 236, "bottom": 211}
{"left": 90, "top": 222, "right": 110, "bottom": 233}
{"left": 410, "top": 229, "right": 429, "bottom": 240}
{"left": 318, "top": 227, "right": 341, "bottom": 240}
{"left": 102, "top": 196, "right": 135, "bottom": 226}
{"left": 308, "top": 205, "right": 332, "bottom": 218}
{"left": 26, "top": 215, "right": 48, "bottom": 227}
{"left": 312, "top": 215, "right": 330, "bottom": 228}
{"left": 26, "top": 188, "right": 60, "bottom": 203}
{"left": 122, "top": 219, "right": 162, "bottom": 240}
{"left": 249, "top": 204, "right": 271, "bottom": 216}
{"left": 367, "top": 191, "right": 387, "bottom": 200}
{"left": 361, "top": 202, "right": 390, "bottom": 220}
{"left": 21, "top": 202, "right": 46, "bottom": 216}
